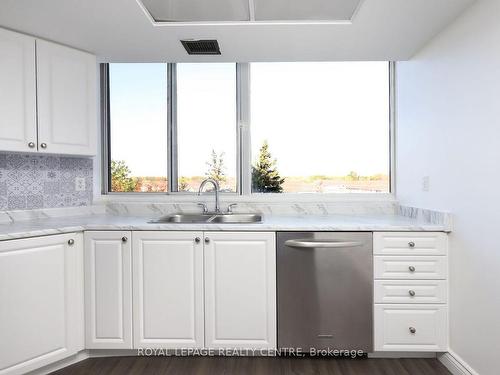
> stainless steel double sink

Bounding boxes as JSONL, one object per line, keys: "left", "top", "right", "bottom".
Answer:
{"left": 149, "top": 213, "right": 262, "bottom": 224}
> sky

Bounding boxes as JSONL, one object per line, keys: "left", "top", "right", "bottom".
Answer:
{"left": 109, "top": 61, "right": 389, "bottom": 178}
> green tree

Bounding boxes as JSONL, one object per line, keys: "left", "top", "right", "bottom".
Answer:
{"left": 178, "top": 176, "right": 190, "bottom": 192}
{"left": 252, "top": 140, "right": 285, "bottom": 193}
{"left": 111, "top": 160, "right": 136, "bottom": 192}
{"left": 205, "top": 150, "right": 227, "bottom": 184}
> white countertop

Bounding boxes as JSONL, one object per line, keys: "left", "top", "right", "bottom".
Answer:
{"left": 0, "top": 213, "right": 449, "bottom": 241}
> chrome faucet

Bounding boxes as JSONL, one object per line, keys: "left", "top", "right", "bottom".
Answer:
{"left": 198, "top": 178, "right": 221, "bottom": 213}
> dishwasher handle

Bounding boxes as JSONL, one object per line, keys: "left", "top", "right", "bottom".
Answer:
{"left": 284, "top": 239, "right": 363, "bottom": 249}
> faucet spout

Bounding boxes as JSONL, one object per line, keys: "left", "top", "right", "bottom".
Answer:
{"left": 198, "top": 178, "right": 221, "bottom": 213}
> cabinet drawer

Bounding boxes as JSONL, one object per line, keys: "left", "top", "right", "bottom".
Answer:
{"left": 374, "top": 280, "right": 447, "bottom": 304}
{"left": 374, "top": 256, "right": 447, "bottom": 279}
{"left": 374, "top": 305, "right": 448, "bottom": 351}
{"left": 373, "top": 232, "right": 447, "bottom": 256}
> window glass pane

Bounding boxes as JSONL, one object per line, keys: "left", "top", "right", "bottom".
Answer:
{"left": 250, "top": 62, "right": 390, "bottom": 193}
{"left": 109, "top": 63, "right": 168, "bottom": 192}
{"left": 176, "top": 63, "right": 237, "bottom": 192}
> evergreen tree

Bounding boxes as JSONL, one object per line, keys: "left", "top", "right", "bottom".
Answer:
{"left": 252, "top": 141, "right": 285, "bottom": 193}
{"left": 205, "top": 150, "right": 227, "bottom": 184}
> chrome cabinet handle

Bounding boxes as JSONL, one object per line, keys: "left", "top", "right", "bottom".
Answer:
{"left": 408, "top": 241, "right": 416, "bottom": 248}
{"left": 28, "top": 142, "right": 36, "bottom": 148}
{"left": 205, "top": 237, "right": 210, "bottom": 244}
{"left": 40, "top": 143, "right": 47, "bottom": 149}
{"left": 195, "top": 237, "right": 201, "bottom": 244}
{"left": 285, "top": 239, "right": 362, "bottom": 249}
{"left": 68, "top": 239, "right": 74, "bottom": 245}
{"left": 409, "top": 290, "right": 416, "bottom": 297}
{"left": 408, "top": 266, "right": 416, "bottom": 272}
{"left": 122, "top": 236, "right": 128, "bottom": 242}
{"left": 409, "top": 327, "right": 416, "bottom": 334}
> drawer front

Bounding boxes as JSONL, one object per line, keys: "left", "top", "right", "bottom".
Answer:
{"left": 374, "top": 305, "right": 448, "bottom": 351}
{"left": 373, "top": 232, "right": 447, "bottom": 256}
{"left": 374, "top": 280, "right": 447, "bottom": 304}
{"left": 374, "top": 256, "right": 447, "bottom": 280}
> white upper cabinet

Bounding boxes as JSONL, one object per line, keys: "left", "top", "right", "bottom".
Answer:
{"left": 0, "top": 28, "right": 37, "bottom": 152}
{"left": 132, "top": 231, "right": 205, "bottom": 349}
{"left": 36, "top": 39, "right": 97, "bottom": 155}
{"left": 204, "top": 232, "right": 276, "bottom": 349}
{"left": 0, "top": 28, "right": 97, "bottom": 156}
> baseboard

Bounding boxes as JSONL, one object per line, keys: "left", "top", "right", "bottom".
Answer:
{"left": 438, "top": 350, "right": 478, "bottom": 375}
{"left": 26, "top": 350, "right": 89, "bottom": 375}
{"left": 369, "top": 351, "right": 437, "bottom": 358}
{"left": 89, "top": 349, "right": 138, "bottom": 357}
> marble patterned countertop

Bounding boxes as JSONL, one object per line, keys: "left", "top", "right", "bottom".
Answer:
{"left": 0, "top": 212, "right": 450, "bottom": 242}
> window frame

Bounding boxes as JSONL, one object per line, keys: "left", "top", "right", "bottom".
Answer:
{"left": 101, "top": 62, "right": 395, "bottom": 196}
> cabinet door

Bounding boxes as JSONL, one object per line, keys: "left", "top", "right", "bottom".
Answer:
{"left": 0, "top": 28, "right": 37, "bottom": 153}
{"left": 204, "top": 232, "right": 276, "bottom": 349}
{"left": 84, "top": 231, "right": 132, "bottom": 349}
{"left": 0, "top": 233, "right": 84, "bottom": 375}
{"left": 132, "top": 231, "right": 204, "bottom": 349}
{"left": 36, "top": 39, "right": 97, "bottom": 156}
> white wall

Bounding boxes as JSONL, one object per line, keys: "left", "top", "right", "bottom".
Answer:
{"left": 396, "top": 1, "right": 500, "bottom": 374}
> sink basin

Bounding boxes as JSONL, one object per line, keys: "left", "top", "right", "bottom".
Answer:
{"left": 149, "top": 213, "right": 262, "bottom": 224}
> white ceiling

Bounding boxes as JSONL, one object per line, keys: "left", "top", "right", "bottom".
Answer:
{"left": 0, "top": 0, "right": 474, "bottom": 62}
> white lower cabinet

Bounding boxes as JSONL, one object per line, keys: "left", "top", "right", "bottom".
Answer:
{"left": 84, "top": 231, "right": 133, "bottom": 349}
{"left": 373, "top": 232, "right": 449, "bottom": 353}
{"left": 85, "top": 230, "right": 276, "bottom": 351}
{"left": 374, "top": 305, "right": 448, "bottom": 351}
{"left": 132, "top": 231, "right": 205, "bottom": 349}
{"left": 374, "top": 280, "right": 447, "bottom": 304}
{"left": 204, "top": 232, "right": 276, "bottom": 349}
{"left": 0, "top": 233, "right": 84, "bottom": 375}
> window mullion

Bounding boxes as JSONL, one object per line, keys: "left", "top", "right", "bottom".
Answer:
{"left": 100, "top": 63, "right": 111, "bottom": 194}
{"left": 167, "top": 63, "right": 178, "bottom": 193}
{"left": 389, "top": 61, "right": 396, "bottom": 195}
{"left": 237, "top": 63, "right": 251, "bottom": 195}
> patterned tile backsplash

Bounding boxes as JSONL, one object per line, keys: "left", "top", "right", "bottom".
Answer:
{"left": 0, "top": 153, "right": 93, "bottom": 211}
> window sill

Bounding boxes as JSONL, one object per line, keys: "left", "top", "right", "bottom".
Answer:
{"left": 96, "top": 192, "right": 396, "bottom": 204}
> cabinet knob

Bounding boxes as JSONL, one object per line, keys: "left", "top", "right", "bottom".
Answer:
{"left": 408, "top": 241, "right": 416, "bottom": 248}
{"left": 122, "top": 236, "right": 128, "bottom": 242}
{"left": 40, "top": 143, "right": 47, "bottom": 149}
{"left": 408, "top": 265, "right": 416, "bottom": 272}
{"left": 68, "top": 239, "right": 75, "bottom": 245}
{"left": 205, "top": 237, "right": 210, "bottom": 244}
{"left": 409, "top": 327, "right": 416, "bottom": 334}
{"left": 195, "top": 237, "right": 201, "bottom": 244}
{"left": 408, "top": 290, "right": 416, "bottom": 297}
{"left": 28, "top": 142, "right": 36, "bottom": 148}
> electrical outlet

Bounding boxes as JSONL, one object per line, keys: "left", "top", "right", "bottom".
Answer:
{"left": 75, "top": 177, "right": 86, "bottom": 192}
{"left": 422, "top": 176, "right": 430, "bottom": 192}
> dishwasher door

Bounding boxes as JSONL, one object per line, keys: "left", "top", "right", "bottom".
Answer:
{"left": 277, "top": 232, "right": 373, "bottom": 352}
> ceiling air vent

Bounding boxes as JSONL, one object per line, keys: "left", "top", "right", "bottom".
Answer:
{"left": 180, "top": 39, "right": 221, "bottom": 55}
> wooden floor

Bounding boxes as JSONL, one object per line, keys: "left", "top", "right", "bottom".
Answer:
{"left": 51, "top": 356, "right": 451, "bottom": 375}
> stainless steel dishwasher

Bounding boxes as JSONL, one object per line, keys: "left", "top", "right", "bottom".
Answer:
{"left": 277, "top": 232, "right": 373, "bottom": 352}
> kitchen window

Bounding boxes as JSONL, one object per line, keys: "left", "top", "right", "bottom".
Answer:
{"left": 176, "top": 63, "right": 237, "bottom": 193}
{"left": 251, "top": 62, "right": 391, "bottom": 193}
{"left": 107, "top": 63, "right": 169, "bottom": 192}
{"left": 103, "top": 62, "right": 393, "bottom": 195}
